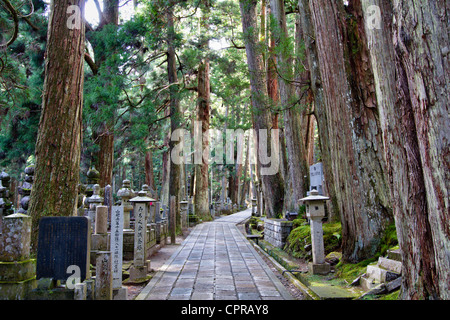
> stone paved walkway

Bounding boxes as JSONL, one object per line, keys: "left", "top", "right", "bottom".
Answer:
{"left": 136, "top": 208, "right": 293, "bottom": 300}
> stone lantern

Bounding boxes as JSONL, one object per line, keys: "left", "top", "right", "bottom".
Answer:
{"left": 300, "top": 189, "right": 330, "bottom": 275}
{"left": 117, "top": 180, "right": 133, "bottom": 229}
{"left": 88, "top": 184, "right": 103, "bottom": 230}
{"left": 129, "top": 191, "right": 153, "bottom": 281}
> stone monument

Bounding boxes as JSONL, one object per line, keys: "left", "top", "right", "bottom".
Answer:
{"left": 128, "top": 191, "right": 153, "bottom": 281}
{"left": 300, "top": 189, "right": 330, "bottom": 275}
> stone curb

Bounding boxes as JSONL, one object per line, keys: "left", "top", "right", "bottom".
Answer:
{"left": 249, "top": 241, "right": 317, "bottom": 300}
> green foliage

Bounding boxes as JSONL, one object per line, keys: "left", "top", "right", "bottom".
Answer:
{"left": 284, "top": 221, "right": 342, "bottom": 260}
{"left": 0, "top": 1, "right": 47, "bottom": 178}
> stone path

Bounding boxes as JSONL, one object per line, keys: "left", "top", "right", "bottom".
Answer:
{"left": 136, "top": 208, "right": 293, "bottom": 300}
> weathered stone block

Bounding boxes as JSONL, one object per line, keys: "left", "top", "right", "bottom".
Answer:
{"left": 308, "top": 262, "right": 331, "bottom": 275}
{"left": 0, "top": 259, "right": 36, "bottom": 282}
{"left": 0, "top": 213, "right": 31, "bottom": 262}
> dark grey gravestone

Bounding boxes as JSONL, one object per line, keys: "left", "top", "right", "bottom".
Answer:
{"left": 36, "top": 216, "right": 91, "bottom": 282}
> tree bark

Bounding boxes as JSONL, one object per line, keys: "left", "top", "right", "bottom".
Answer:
{"left": 270, "top": 0, "right": 308, "bottom": 212}
{"left": 308, "top": 0, "right": 392, "bottom": 262}
{"left": 145, "top": 148, "right": 156, "bottom": 197}
{"left": 167, "top": 6, "right": 182, "bottom": 231}
{"left": 240, "top": 0, "right": 284, "bottom": 218}
{"left": 361, "top": 0, "right": 449, "bottom": 299}
{"left": 194, "top": 60, "right": 212, "bottom": 220}
{"left": 29, "top": 0, "right": 85, "bottom": 250}
{"left": 89, "top": 0, "right": 119, "bottom": 187}
{"left": 298, "top": 0, "right": 339, "bottom": 221}
{"left": 193, "top": 0, "right": 212, "bottom": 221}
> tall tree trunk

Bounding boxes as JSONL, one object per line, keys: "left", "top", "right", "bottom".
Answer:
{"left": 90, "top": 0, "right": 119, "bottom": 187}
{"left": 308, "top": 0, "right": 392, "bottom": 262}
{"left": 194, "top": 60, "right": 212, "bottom": 220}
{"left": 29, "top": 0, "right": 85, "bottom": 250}
{"left": 270, "top": 0, "right": 308, "bottom": 212}
{"left": 145, "top": 148, "right": 156, "bottom": 197}
{"left": 298, "top": 0, "right": 339, "bottom": 221}
{"left": 167, "top": 6, "right": 181, "bottom": 231}
{"left": 361, "top": 0, "right": 449, "bottom": 299}
{"left": 193, "top": 0, "right": 211, "bottom": 220}
{"left": 240, "top": 0, "right": 284, "bottom": 218}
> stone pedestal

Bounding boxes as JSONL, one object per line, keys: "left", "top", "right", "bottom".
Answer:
{"left": 113, "top": 286, "right": 128, "bottom": 300}
{"left": 0, "top": 213, "right": 36, "bottom": 299}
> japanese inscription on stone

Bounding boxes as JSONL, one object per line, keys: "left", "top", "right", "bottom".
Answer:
{"left": 36, "top": 217, "right": 90, "bottom": 281}
{"left": 110, "top": 205, "right": 124, "bottom": 289}
{"left": 134, "top": 203, "right": 146, "bottom": 266}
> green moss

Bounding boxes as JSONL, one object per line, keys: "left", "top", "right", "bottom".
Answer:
{"left": 335, "top": 257, "right": 377, "bottom": 284}
{"left": 292, "top": 218, "right": 307, "bottom": 229}
{"left": 379, "top": 223, "right": 398, "bottom": 257}
{"left": 284, "top": 222, "right": 342, "bottom": 260}
{"left": 377, "top": 290, "right": 400, "bottom": 300}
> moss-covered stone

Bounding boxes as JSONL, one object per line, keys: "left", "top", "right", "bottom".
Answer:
{"left": 284, "top": 222, "right": 342, "bottom": 261}
{"left": 0, "top": 259, "right": 36, "bottom": 282}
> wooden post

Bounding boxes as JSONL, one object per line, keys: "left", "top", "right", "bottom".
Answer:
{"left": 169, "top": 196, "right": 176, "bottom": 244}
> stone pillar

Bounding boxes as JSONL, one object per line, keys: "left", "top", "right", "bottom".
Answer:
{"left": 95, "top": 205, "right": 108, "bottom": 234}
{"left": 91, "top": 205, "right": 109, "bottom": 258}
{"left": 310, "top": 217, "right": 325, "bottom": 265}
{"left": 251, "top": 198, "right": 257, "bottom": 216}
{"left": 169, "top": 196, "right": 176, "bottom": 244}
{"left": 111, "top": 206, "right": 124, "bottom": 289}
{"left": 117, "top": 180, "right": 133, "bottom": 230}
{"left": 95, "top": 251, "right": 113, "bottom": 300}
{"left": 0, "top": 213, "right": 36, "bottom": 299}
{"left": 180, "top": 200, "right": 188, "bottom": 230}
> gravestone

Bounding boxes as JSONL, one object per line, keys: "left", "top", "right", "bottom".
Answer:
{"left": 309, "top": 162, "right": 324, "bottom": 195}
{"left": 95, "top": 251, "right": 112, "bottom": 300}
{"left": 110, "top": 206, "right": 124, "bottom": 289}
{"left": 128, "top": 191, "right": 153, "bottom": 282}
{"left": 36, "top": 217, "right": 91, "bottom": 282}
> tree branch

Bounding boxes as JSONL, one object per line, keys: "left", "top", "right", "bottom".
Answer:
{"left": 0, "top": 0, "right": 19, "bottom": 48}
{"left": 84, "top": 52, "right": 98, "bottom": 75}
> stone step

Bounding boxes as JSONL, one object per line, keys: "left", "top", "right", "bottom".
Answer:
{"left": 366, "top": 265, "right": 400, "bottom": 283}
{"left": 378, "top": 257, "right": 402, "bottom": 274}
{"left": 387, "top": 248, "right": 402, "bottom": 262}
